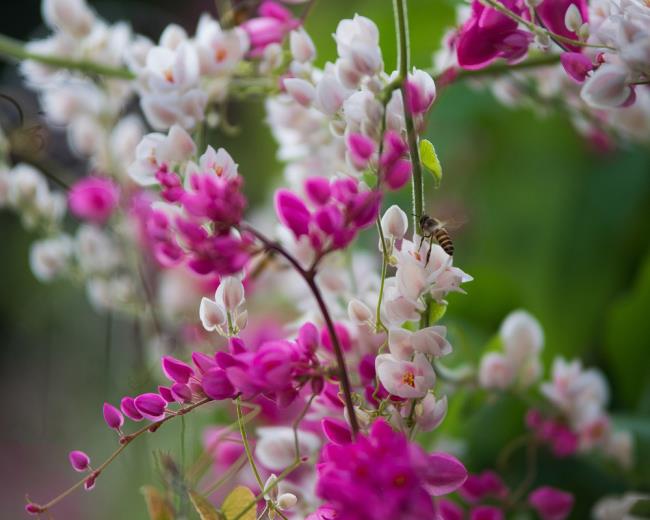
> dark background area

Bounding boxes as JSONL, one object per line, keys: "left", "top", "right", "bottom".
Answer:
{"left": 1, "top": 0, "right": 649, "bottom": 517}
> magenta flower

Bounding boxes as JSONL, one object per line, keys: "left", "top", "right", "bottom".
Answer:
{"left": 133, "top": 393, "right": 167, "bottom": 421}
{"left": 102, "top": 402, "right": 124, "bottom": 431}
{"left": 346, "top": 133, "right": 376, "bottom": 170}
{"left": 241, "top": 1, "right": 300, "bottom": 56}
{"left": 528, "top": 486, "right": 574, "bottom": 520}
{"left": 68, "top": 450, "right": 90, "bottom": 472}
{"left": 470, "top": 505, "right": 504, "bottom": 520}
{"left": 68, "top": 176, "right": 119, "bottom": 224}
{"left": 120, "top": 396, "right": 144, "bottom": 421}
{"left": 560, "top": 52, "right": 593, "bottom": 83}
{"left": 316, "top": 419, "right": 467, "bottom": 520}
{"left": 460, "top": 470, "right": 509, "bottom": 503}
{"left": 201, "top": 367, "right": 236, "bottom": 400}
{"left": 456, "top": 1, "right": 532, "bottom": 70}
{"left": 162, "top": 356, "right": 195, "bottom": 384}
{"left": 181, "top": 173, "right": 246, "bottom": 230}
{"left": 275, "top": 189, "right": 311, "bottom": 237}
{"left": 536, "top": 0, "right": 588, "bottom": 52}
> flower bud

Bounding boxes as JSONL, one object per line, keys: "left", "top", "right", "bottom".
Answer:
{"left": 322, "top": 417, "right": 353, "bottom": 445}
{"left": 384, "top": 158, "right": 412, "bottom": 190}
{"left": 405, "top": 69, "right": 437, "bottom": 115}
{"left": 316, "top": 74, "right": 347, "bottom": 115}
{"left": 171, "top": 382, "right": 193, "bottom": 403}
{"left": 158, "top": 386, "right": 175, "bottom": 403}
{"left": 25, "top": 504, "right": 43, "bottom": 515}
{"left": 416, "top": 394, "right": 448, "bottom": 432}
{"left": 347, "top": 299, "right": 373, "bottom": 324}
{"left": 133, "top": 393, "right": 167, "bottom": 421}
{"left": 120, "top": 396, "right": 144, "bottom": 421}
{"left": 560, "top": 52, "right": 593, "bottom": 83}
{"left": 264, "top": 474, "right": 279, "bottom": 501}
{"left": 102, "top": 403, "right": 124, "bottom": 431}
{"left": 236, "top": 310, "right": 248, "bottom": 331}
{"left": 528, "top": 486, "right": 574, "bottom": 520}
{"left": 304, "top": 176, "right": 331, "bottom": 206}
{"left": 346, "top": 133, "right": 376, "bottom": 170}
{"left": 275, "top": 189, "right": 311, "bottom": 237}
{"left": 199, "top": 297, "right": 226, "bottom": 331}
{"left": 284, "top": 78, "right": 316, "bottom": 107}
{"left": 564, "top": 4, "right": 582, "bottom": 33}
{"left": 277, "top": 493, "right": 298, "bottom": 510}
{"left": 381, "top": 205, "right": 408, "bottom": 240}
{"left": 69, "top": 450, "right": 90, "bottom": 472}
{"left": 42, "top": 0, "right": 94, "bottom": 37}
{"left": 290, "top": 28, "right": 315, "bottom": 63}
{"left": 162, "top": 355, "right": 195, "bottom": 384}
{"left": 219, "top": 277, "right": 245, "bottom": 312}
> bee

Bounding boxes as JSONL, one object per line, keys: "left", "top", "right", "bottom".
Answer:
{"left": 419, "top": 215, "right": 455, "bottom": 264}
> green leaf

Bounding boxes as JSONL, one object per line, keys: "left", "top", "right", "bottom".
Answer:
{"left": 221, "top": 486, "right": 256, "bottom": 520}
{"left": 428, "top": 301, "right": 447, "bottom": 324}
{"left": 189, "top": 491, "right": 224, "bottom": 520}
{"left": 419, "top": 139, "right": 442, "bottom": 186}
{"left": 141, "top": 486, "right": 175, "bottom": 520}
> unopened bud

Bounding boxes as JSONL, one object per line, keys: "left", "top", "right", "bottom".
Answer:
{"left": 348, "top": 299, "right": 373, "bottom": 325}
{"left": 277, "top": 493, "right": 298, "bottom": 510}
{"left": 290, "top": 28, "right": 315, "bottom": 63}
{"left": 264, "top": 474, "right": 279, "bottom": 501}
{"left": 381, "top": 205, "right": 408, "bottom": 240}
{"left": 564, "top": 4, "right": 582, "bottom": 33}
{"left": 219, "top": 277, "right": 245, "bottom": 312}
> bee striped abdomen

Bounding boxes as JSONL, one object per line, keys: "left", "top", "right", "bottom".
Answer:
{"left": 434, "top": 228, "right": 454, "bottom": 256}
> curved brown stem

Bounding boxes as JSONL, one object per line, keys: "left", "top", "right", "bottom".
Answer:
{"left": 240, "top": 223, "right": 360, "bottom": 436}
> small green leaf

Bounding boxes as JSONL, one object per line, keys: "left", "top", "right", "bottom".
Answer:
{"left": 428, "top": 301, "right": 447, "bottom": 324}
{"left": 222, "top": 486, "right": 256, "bottom": 520}
{"left": 419, "top": 139, "right": 442, "bottom": 186}
{"left": 141, "top": 486, "right": 175, "bottom": 520}
{"left": 189, "top": 490, "right": 224, "bottom": 520}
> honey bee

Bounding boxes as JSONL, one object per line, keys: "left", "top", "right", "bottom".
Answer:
{"left": 419, "top": 215, "right": 455, "bottom": 264}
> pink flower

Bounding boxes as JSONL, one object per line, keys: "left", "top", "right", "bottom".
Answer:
{"left": 201, "top": 367, "right": 236, "bottom": 400}
{"left": 68, "top": 176, "right": 119, "bottom": 224}
{"left": 560, "top": 52, "right": 593, "bottom": 83}
{"left": 241, "top": 1, "right": 300, "bottom": 56}
{"left": 316, "top": 419, "right": 467, "bottom": 520}
{"left": 68, "top": 450, "right": 90, "bottom": 472}
{"left": 528, "top": 486, "right": 574, "bottom": 520}
{"left": 346, "top": 133, "right": 376, "bottom": 170}
{"left": 470, "top": 505, "right": 504, "bottom": 520}
{"left": 275, "top": 189, "right": 311, "bottom": 237}
{"left": 460, "top": 471, "right": 509, "bottom": 503}
{"left": 536, "top": 0, "right": 588, "bottom": 52}
{"left": 456, "top": 1, "right": 532, "bottom": 70}
{"left": 120, "top": 396, "right": 144, "bottom": 421}
{"left": 404, "top": 69, "right": 437, "bottom": 115}
{"left": 162, "top": 356, "right": 194, "bottom": 384}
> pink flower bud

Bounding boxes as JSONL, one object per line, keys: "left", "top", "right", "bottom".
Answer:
{"left": 158, "top": 386, "right": 174, "bottom": 403}
{"left": 84, "top": 473, "right": 97, "bottom": 491}
{"left": 25, "top": 503, "right": 43, "bottom": 515}
{"left": 275, "top": 189, "right": 311, "bottom": 237}
{"left": 68, "top": 177, "right": 119, "bottom": 224}
{"left": 162, "top": 356, "right": 194, "bottom": 384}
{"left": 290, "top": 28, "right": 315, "bottom": 63}
{"left": 384, "top": 158, "right": 412, "bottom": 190}
{"left": 304, "top": 176, "right": 331, "bottom": 206}
{"left": 322, "top": 417, "right": 353, "bottom": 445}
{"left": 133, "top": 393, "right": 167, "bottom": 421}
{"left": 171, "top": 382, "right": 193, "bottom": 403}
{"left": 284, "top": 78, "right": 315, "bottom": 107}
{"left": 69, "top": 450, "right": 90, "bottom": 472}
{"left": 560, "top": 52, "right": 593, "bottom": 83}
{"left": 201, "top": 367, "right": 236, "bottom": 400}
{"left": 192, "top": 351, "right": 217, "bottom": 373}
{"left": 298, "top": 322, "right": 319, "bottom": 353}
{"left": 405, "top": 69, "right": 437, "bottom": 115}
{"left": 102, "top": 402, "right": 124, "bottom": 431}
{"left": 528, "top": 486, "right": 574, "bottom": 520}
{"left": 346, "top": 133, "right": 376, "bottom": 170}
{"left": 120, "top": 396, "right": 144, "bottom": 421}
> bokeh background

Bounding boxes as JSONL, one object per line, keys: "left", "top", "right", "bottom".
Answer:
{"left": 1, "top": 0, "right": 650, "bottom": 517}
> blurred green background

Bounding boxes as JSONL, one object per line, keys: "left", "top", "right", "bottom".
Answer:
{"left": 1, "top": 0, "right": 650, "bottom": 517}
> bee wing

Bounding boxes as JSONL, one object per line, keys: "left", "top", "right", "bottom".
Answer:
{"left": 438, "top": 215, "right": 468, "bottom": 231}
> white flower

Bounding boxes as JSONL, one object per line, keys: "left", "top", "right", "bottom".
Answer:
{"left": 290, "top": 28, "right": 315, "bottom": 63}
{"left": 564, "top": 4, "right": 583, "bottom": 33}
{"left": 195, "top": 15, "right": 249, "bottom": 75}
{"left": 334, "top": 15, "right": 382, "bottom": 77}
{"left": 217, "top": 276, "right": 245, "bottom": 312}
{"left": 347, "top": 298, "right": 373, "bottom": 325}
{"left": 284, "top": 78, "right": 316, "bottom": 107}
{"left": 42, "top": 0, "right": 95, "bottom": 37}
{"left": 128, "top": 125, "right": 196, "bottom": 185}
{"left": 255, "top": 427, "right": 320, "bottom": 471}
{"left": 500, "top": 310, "right": 544, "bottom": 366}
{"left": 315, "top": 68, "right": 349, "bottom": 115}
{"left": 478, "top": 352, "right": 514, "bottom": 390}
{"left": 415, "top": 394, "right": 448, "bottom": 432}
{"left": 199, "top": 297, "right": 226, "bottom": 331}
{"left": 388, "top": 326, "right": 451, "bottom": 360}
{"left": 375, "top": 352, "right": 436, "bottom": 399}
{"left": 29, "top": 234, "right": 73, "bottom": 281}
{"left": 75, "top": 224, "right": 122, "bottom": 275}
{"left": 581, "top": 64, "right": 633, "bottom": 109}
{"left": 381, "top": 205, "right": 408, "bottom": 240}
{"left": 198, "top": 145, "right": 238, "bottom": 179}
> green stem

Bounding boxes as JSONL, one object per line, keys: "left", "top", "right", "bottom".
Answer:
{"left": 394, "top": 0, "right": 424, "bottom": 230}
{"left": 0, "top": 34, "right": 135, "bottom": 79}
{"left": 441, "top": 54, "right": 562, "bottom": 82}
{"left": 236, "top": 398, "right": 265, "bottom": 490}
{"left": 375, "top": 220, "right": 389, "bottom": 333}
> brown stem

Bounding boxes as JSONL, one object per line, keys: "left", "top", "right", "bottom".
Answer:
{"left": 26, "top": 398, "right": 212, "bottom": 514}
{"left": 241, "top": 223, "right": 360, "bottom": 436}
